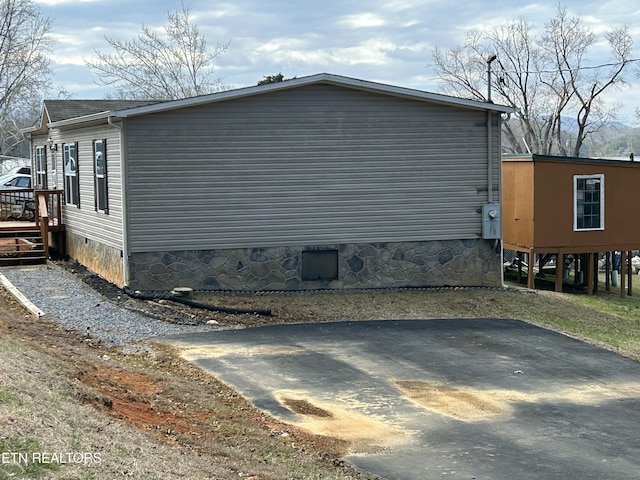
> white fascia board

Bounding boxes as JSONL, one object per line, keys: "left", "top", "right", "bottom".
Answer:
{"left": 47, "top": 111, "right": 112, "bottom": 128}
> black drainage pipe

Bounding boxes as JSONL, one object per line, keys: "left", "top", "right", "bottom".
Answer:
{"left": 123, "top": 286, "right": 272, "bottom": 316}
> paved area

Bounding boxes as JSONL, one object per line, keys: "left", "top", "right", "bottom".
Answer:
{"left": 160, "top": 318, "right": 640, "bottom": 480}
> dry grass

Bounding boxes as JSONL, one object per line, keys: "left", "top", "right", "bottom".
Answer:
{"left": 196, "top": 286, "right": 640, "bottom": 359}
{"left": 0, "top": 288, "right": 377, "bottom": 480}
{"left": 2, "top": 273, "right": 640, "bottom": 479}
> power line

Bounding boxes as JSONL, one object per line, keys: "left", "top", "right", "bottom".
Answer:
{"left": 498, "top": 58, "right": 640, "bottom": 76}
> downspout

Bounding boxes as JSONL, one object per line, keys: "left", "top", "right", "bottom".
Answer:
{"left": 107, "top": 115, "right": 130, "bottom": 288}
{"left": 497, "top": 111, "right": 505, "bottom": 286}
{"left": 486, "top": 53, "right": 497, "bottom": 204}
{"left": 487, "top": 110, "right": 493, "bottom": 203}
{"left": 486, "top": 54, "right": 503, "bottom": 287}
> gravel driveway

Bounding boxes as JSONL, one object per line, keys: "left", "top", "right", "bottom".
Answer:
{"left": 0, "top": 263, "right": 215, "bottom": 347}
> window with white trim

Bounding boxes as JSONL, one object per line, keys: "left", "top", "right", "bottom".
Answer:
{"left": 63, "top": 142, "right": 80, "bottom": 206}
{"left": 93, "top": 139, "right": 108, "bottom": 213}
{"left": 35, "top": 146, "right": 47, "bottom": 189}
{"left": 574, "top": 174, "right": 604, "bottom": 231}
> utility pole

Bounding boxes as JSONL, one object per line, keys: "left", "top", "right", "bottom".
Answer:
{"left": 486, "top": 54, "right": 497, "bottom": 103}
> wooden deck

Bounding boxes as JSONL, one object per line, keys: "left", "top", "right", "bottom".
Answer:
{"left": 0, "top": 190, "right": 65, "bottom": 265}
{"left": 0, "top": 219, "right": 63, "bottom": 232}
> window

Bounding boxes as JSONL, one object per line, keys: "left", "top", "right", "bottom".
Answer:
{"left": 35, "top": 146, "right": 47, "bottom": 188}
{"left": 6, "top": 176, "right": 31, "bottom": 188}
{"left": 63, "top": 143, "right": 80, "bottom": 206}
{"left": 574, "top": 174, "right": 604, "bottom": 231}
{"left": 93, "top": 139, "right": 108, "bottom": 213}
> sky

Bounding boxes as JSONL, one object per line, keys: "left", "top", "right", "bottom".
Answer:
{"left": 35, "top": 0, "right": 640, "bottom": 124}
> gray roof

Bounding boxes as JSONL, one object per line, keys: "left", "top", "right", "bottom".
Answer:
{"left": 30, "top": 73, "right": 516, "bottom": 131}
{"left": 113, "top": 73, "right": 516, "bottom": 119}
{"left": 43, "top": 99, "right": 160, "bottom": 123}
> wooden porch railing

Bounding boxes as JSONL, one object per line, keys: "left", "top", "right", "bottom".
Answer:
{"left": 37, "top": 193, "right": 50, "bottom": 259}
{"left": 0, "top": 188, "right": 62, "bottom": 227}
{"left": 34, "top": 190, "right": 63, "bottom": 261}
{"left": 0, "top": 188, "right": 34, "bottom": 220}
{"left": 34, "top": 189, "right": 63, "bottom": 228}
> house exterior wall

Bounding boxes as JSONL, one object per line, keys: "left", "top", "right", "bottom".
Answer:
{"left": 534, "top": 158, "right": 640, "bottom": 252}
{"left": 502, "top": 158, "right": 535, "bottom": 249}
{"left": 122, "top": 84, "right": 502, "bottom": 291}
{"left": 37, "top": 124, "right": 126, "bottom": 285}
{"left": 124, "top": 85, "right": 500, "bottom": 252}
{"left": 503, "top": 155, "right": 640, "bottom": 254}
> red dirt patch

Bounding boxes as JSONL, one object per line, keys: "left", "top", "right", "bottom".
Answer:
{"left": 75, "top": 366, "right": 217, "bottom": 444}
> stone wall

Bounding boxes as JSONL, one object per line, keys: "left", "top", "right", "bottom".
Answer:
{"left": 66, "top": 232, "right": 124, "bottom": 287}
{"left": 128, "top": 238, "right": 502, "bottom": 292}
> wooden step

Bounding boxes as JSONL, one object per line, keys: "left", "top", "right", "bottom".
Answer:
{"left": 0, "top": 255, "right": 47, "bottom": 266}
{"left": 0, "top": 232, "right": 42, "bottom": 240}
{"left": 0, "top": 235, "right": 46, "bottom": 266}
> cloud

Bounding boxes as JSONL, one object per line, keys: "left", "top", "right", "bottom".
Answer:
{"left": 35, "top": 0, "right": 100, "bottom": 4}
{"left": 338, "top": 12, "right": 386, "bottom": 29}
{"left": 31, "top": 0, "right": 640, "bottom": 128}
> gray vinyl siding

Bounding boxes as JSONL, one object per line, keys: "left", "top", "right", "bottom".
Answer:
{"left": 125, "top": 84, "right": 500, "bottom": 252}
{"left": 50, "top": 124, "right": 125, "bottom": 250}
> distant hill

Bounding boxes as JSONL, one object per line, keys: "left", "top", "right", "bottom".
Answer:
{"left": 506, "top": 116, "right": 638, "bottom": 158}
{"left": 560, "top": 116, "right": 632, "bottom": 134}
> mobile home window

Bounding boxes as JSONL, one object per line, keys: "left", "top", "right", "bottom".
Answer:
{"left": 35, "top": 146, "right": 47, "bottom": 189}
{"left": 574, "top": 174, "right": 604, "bottom": 231}
{"left": 93, "top": 139, "right": 108, "bottom": 213}
{"left": 63, "top": 142, "right": 80, "bottom": 206}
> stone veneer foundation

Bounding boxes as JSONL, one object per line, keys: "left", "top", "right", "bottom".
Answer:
{"left": 66, "top": 232, "right": 124, "bottom": 287}
{"left": 127, "top": 239, "right": 501, "bottom": 292}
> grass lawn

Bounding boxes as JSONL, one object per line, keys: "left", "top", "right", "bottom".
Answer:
{"left": 505, "top": 269, "right": 640, "bottom": 360}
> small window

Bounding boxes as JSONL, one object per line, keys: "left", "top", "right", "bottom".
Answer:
{"left": 63, "top": 142, "right": 80, "bottom": 206}
{"left": 35, "top": 146, "right": 47, "bottom": 189}
{"left": 574, "top": 174, "right": 604, "bottom": 231}
{"left": 93, "top": 139, "right": 108, "bottom": 213}
{"left": 7, "top": 177, "right": 31, "bottom": 188}
{"left": 302, "top": 250, "right": 339, "bottom": 281}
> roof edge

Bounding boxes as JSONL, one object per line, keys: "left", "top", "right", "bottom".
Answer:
{"left": 503, "top": 153, "right": 640, "bottom": 166}
{"left": 112, "top": 73, "right": 516, "bottom": 118}
{"left": 48, "top": 111, "right": 111, "bottom": 128}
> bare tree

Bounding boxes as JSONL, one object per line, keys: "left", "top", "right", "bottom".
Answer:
{"left": 86, "top": 2, "right": 229, "bottom": 100}
{"left": 432, "top": 5, "right": 633, "bottom": 156}
{"left": 0, "top": 0, "right": 53, "bottom": 159}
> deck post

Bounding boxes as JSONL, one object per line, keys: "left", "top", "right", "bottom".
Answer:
{"left": 593, "top": 253, "right": 599, "bottom": 294}
{"left": 555, "top": 253, "right": 563, "bottom": 292}
{"left": 527, "top": 252, "right": 535, "bottom": 289}
{"left": 628, "top": 250, "right": 633, "bottom": 297}
{"left": 620, "top": 250, "right": 627, "bottom": 298}
{"left": 586, "top": 253, "right": 594, "bottom": 295}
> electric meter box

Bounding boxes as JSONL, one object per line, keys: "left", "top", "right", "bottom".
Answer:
{"left": 482, "top": 203, "right": 501, "bottom": 240}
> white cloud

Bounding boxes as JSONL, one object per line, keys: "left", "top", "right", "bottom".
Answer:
{"left": 29, "top": 0, "right": 640, "bottom": 120}
{"left": 339, "top": 12, "right": 386, "bottom": 29}
{"left": 35, "top": 0, "right": 100, "bottom": 5}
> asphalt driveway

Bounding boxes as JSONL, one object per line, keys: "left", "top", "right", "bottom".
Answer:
{"left": 159, "top": 319, "right": 640, "bottom": 480}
